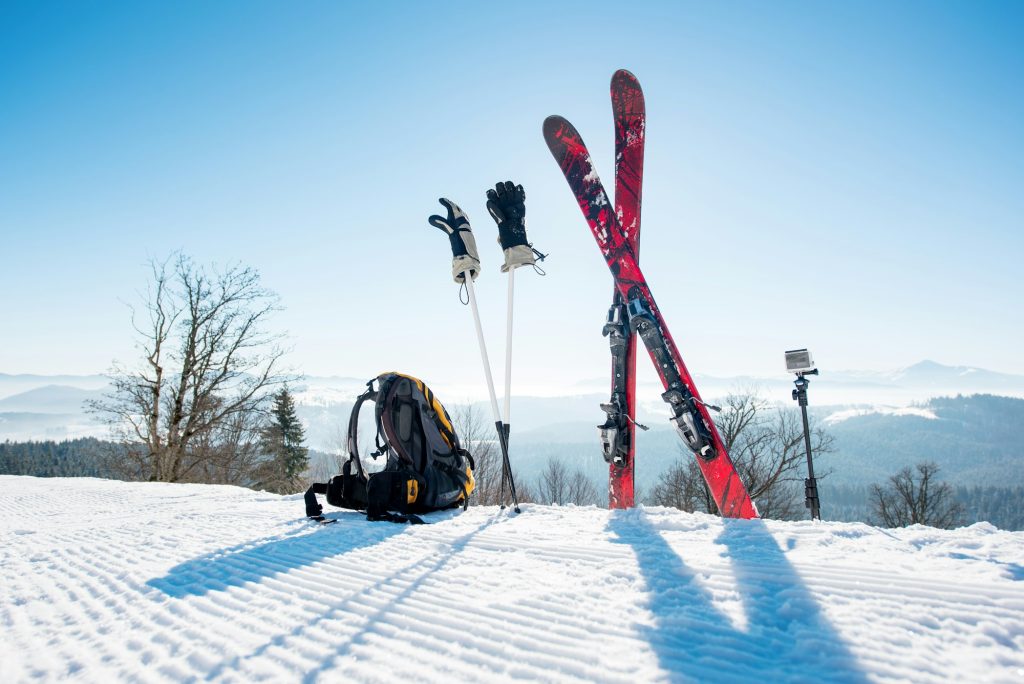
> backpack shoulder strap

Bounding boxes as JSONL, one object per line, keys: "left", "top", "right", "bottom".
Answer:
{"left": 346, "top": 379, "right": 381, "bottom": 477}
{"left": 422, "top": 383, "right": 459, "bottom": 451}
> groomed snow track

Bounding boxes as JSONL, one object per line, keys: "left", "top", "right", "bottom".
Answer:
{"left": 2, "top": 476, "right": 1022, "bottom": 682}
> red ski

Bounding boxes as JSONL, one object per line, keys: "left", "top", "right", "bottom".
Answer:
{"left": 602, "top": 69, "right": 645, "bottom": 509}
{"left": 543, "top": 113, "right": 758, "bottom": 519}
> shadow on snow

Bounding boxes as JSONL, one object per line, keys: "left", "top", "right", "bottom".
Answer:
{"left": 607, "top": 512, "right": 867, "bottom": 682}
{"left": 147, "top": 506, "right": 867, "bottom": 680}
{"left": 146, "top": 509, "right": 418, "bottom": 598}
{"left": 145, "top": 508, "right": 502, "bottom": 681}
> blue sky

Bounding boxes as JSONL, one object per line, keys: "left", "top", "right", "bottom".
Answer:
{"left": 2, "top": 1, "right": 1022, "bottom": 391}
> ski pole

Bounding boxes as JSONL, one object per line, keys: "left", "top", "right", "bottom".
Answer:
{"left": 465, "top": 272, "right": 518, "bottom": 511}
{"left": 487, "top": 181, "right": 546, "bottom": 455}
{"left": 500, "top": 267, "right": 515, "bottom": 508}
{"left": 429, "top": 197, "right": 520, "bottom": 512}
{"left": 502, "top": 266, "right": 515, "bottom": 444}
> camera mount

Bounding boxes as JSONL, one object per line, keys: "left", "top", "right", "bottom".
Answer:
{"left": 786, "top": 350, "right": 821, "bottom": 520}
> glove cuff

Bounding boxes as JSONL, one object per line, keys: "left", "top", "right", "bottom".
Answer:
{"left": 501, "top": 245, "right": 536, "bottom": 273}
{"left": 453, "top": 255, "right": 481, "bottom": 282}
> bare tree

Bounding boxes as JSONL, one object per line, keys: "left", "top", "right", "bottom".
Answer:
{"left": 649, "top": 457, "right": 714, "bottom": 513}
{"left": 451, "top": 404, "right": 503, "bottom": 505}
{"left": 189, "top": 399, "right": 266, "bottom": 485}
{"left": 535, "top": 457, "right": 599, "bottom": 506}
{"left": 307, "top": 451, "right": 346, "bottom": 484}
{"left": 513, "top": 475, "right": 535, "bottom": 505}
{"left": 724, "top": 392, "right": 835, "bottom": 519}
{"left": 568, "top": 468, "right": 599, "bottom": 506}
{"left": 536, "top": 457, "right": 568, "bottom": 505}
{"left": 648, "top": 389, "right": 834, "bottom": 519}
{"left": 89, "top": 254, "right": 291, "bottom": 484}
{"left": 871, "top": 462, "right": 963, "bottom": 529}
{"left": 307, "top": 433, "right": 352, "bottom": 483}
{"left": 450, "top": 403, "right": 533, "bottom": 506}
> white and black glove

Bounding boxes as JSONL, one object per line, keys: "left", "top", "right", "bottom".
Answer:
{"left": 429, "top": 198, "right": 480, "bottom": 283}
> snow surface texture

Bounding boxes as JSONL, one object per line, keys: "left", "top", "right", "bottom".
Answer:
{"left": 2, "top": 476, "right": 1023, "bottom": 683}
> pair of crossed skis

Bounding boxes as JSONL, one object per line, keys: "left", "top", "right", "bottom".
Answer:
{"left": 544, "top": 69, "right": 758, "bottom": 519}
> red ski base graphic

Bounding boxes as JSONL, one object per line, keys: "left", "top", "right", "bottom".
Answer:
{"left": 544, "top": 113, "right": 758, "bottom": 520}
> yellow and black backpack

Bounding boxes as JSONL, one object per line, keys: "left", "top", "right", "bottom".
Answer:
{"left": 304, "top": 373, "right": 475, "bottom": 524}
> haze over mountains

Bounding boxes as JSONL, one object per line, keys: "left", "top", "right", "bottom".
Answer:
{"left": 3, "top": 360, "right": 1023, "bottom": 447}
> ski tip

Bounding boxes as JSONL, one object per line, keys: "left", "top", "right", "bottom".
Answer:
{"left": 611, "top": 69, "right": 642, "bottom": 90}
{"left": 543, "top": 114, "right": 582, "bottom": 139}
{"left": 612, "top": 68, "right": 638, "bottom": 82}
{"left": 543, "top": 115, "right": 580, "bottom": 154}
{"left": 542, "top": 114, "right": 567, "bottom": 137}
{"left": 611, "top": 69, "right": 645, "bottom": 110}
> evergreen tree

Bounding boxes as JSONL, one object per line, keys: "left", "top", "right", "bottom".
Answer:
{"left": 258, "top": 387, "right": 309, "bottom": 493}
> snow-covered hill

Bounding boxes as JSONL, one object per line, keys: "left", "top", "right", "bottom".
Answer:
{"left": 2, "top": 477, "right": 1022, "bottom": 682}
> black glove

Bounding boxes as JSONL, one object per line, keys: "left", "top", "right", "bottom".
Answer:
{"left": 486, "top": 181, "right": 528, "bottom": 250}
{"left": 429, "top": 198, "right": 480, "bottom": 282}
{"left": 487, "top": 181, "right": 541, "bottom": 273}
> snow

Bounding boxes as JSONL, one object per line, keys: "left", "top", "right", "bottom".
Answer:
{"left": 2, "top": 476, "right": 1023, "bottom": 682}
{"left": 823, "top": 406, "right": 939, "bottom": 425}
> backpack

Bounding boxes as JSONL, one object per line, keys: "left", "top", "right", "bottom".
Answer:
{"left": 304, "top": 373, "right": 475, "bottom": 524}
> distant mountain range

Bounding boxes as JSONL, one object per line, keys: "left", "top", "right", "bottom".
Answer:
{"left": 0, "top": 381, "right": 108, "bottom": 442}
{"left": 0, "top": 385, "right": 104, "bottom": 414}
{"left": 0, "top": 374, "right": 110, "bottom": 401}
{"left": 587, "top": 360, "right": 1024, "bottom": 407}
{"left": 4, "top": 361, "right": 1024, "bottom": 444}
{"left": 506, "top": 394, "right": 1024, "bottom": 490}
{"left": 2, "top": 363, "right": 1024, "bottom": 490}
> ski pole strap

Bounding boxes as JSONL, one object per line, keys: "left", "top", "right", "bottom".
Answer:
{"left": 452, "top": 250, "right": 481, "bottom": 283}
{"left": 500, "top": 244, "right": 536, "bottom": 273}
{"left": 532, "top": 246, "right": 548, "bottom": 276}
